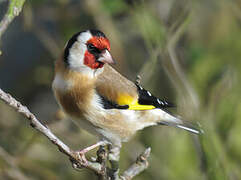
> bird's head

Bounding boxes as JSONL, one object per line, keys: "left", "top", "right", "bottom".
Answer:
{"left": 63, "top": 29, "right": 115, "bottom": 73}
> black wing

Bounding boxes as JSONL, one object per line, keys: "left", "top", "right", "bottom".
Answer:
{"left": 136, "top": 83, "right": 175, "bottom": 109}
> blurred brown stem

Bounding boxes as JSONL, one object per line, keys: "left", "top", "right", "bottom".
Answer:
{"left": 162, "top": 14, "right": 200, "bottom": 110}
{"left": 0, "top": 146, "right": 32, "bottom": 180}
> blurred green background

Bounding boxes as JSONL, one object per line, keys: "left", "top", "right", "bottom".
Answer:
{"left": 0, "top": 0, "right": 241, "bottom": 179}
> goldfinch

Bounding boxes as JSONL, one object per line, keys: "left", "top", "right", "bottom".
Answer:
{"left": 52, "top": 29, "right": 200, "bottom": 157}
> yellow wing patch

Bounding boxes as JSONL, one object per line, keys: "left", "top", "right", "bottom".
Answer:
{"left": 117, "top": 93, "right": 155, "bottom": 110}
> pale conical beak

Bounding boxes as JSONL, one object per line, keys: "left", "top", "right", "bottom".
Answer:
{"left": 98, "top": 50, "right": 116, "bottom": 64}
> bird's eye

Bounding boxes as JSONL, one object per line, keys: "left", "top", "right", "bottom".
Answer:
{"left": 87, "top": 44, "right": 101, "bottom": 54}
{"left": 87, "top": 44, "right": 95, "bottom": 50}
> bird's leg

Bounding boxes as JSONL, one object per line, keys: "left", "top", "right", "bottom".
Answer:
{"left": 76, "top": 141, "right": 108, "bottom": 166}
{"left": 107, "top": 145, "right": 121, "bottom": 179}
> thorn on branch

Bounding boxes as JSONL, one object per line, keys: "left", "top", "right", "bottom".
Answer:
{"left": 30, "top": 122, "right": 36, "bottom": 128}
{"left": 69, "top": 157, "right": 83, "bottom": 171}
{"left": 58, "top": 146, "right": 65, "bottom": 154}
{"left": 136, "top": 147, "right": 151, "bottom": 167}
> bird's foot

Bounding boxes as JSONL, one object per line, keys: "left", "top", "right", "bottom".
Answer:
{"left": 75, "top": 141, "right": 108, "bottom": 166}
{"left": 76, "top": 150, "right": 88, "bottom": 166}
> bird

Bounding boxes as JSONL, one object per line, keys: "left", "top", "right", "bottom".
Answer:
{"left": 52, "top": 29, "right": 200, "bottom": 162}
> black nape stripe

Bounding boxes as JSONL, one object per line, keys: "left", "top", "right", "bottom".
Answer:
{"left": 135, "top": 83, "right": 175, "bottom": 109}
{"left": 89, "top": 29, "right": 106, "bottom": 38}
{"left": 64, "top": 31, "right": 83, "bottom": 64}
{"left": 99, "top": 96, "right": 129, "bottom": 110}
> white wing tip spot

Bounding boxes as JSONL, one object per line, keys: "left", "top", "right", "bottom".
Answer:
{"left": 147, "top": 91, "right": 152, "bottom": 96}
{"left": 157, "top": 99, "right": 161, "bottom": 104}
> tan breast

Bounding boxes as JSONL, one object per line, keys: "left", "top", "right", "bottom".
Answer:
{"left": 53, "top": 59, "right": 96, "bottom": 118}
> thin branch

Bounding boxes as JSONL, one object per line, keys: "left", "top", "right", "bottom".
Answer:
{"left": 121, "top": 147, "right": 151, "bottom": 180}
{"left": 0, "top": 88, "right": 104, "bottom": 175}
{"left": 0, "top": 0, "right": 26, "bottom": 40}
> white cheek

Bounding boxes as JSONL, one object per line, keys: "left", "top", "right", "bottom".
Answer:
{"left": 68, "top": 31, "right": 92, "bottom": 69}
{"left": 66, "top": 31, "right": 92, "bottom": 70}
{"left": 68, "top": 42, "right": 86, "bottom": 69}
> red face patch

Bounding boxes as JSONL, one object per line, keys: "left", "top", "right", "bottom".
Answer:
{"left": 84, "top": 36, "right": 110, "bottom": 69}
{"left": 84, "top": 51, "right": 104, "bottom": 69}
{"left": 87, "top": 36, "right": 110, "bottom": 51}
